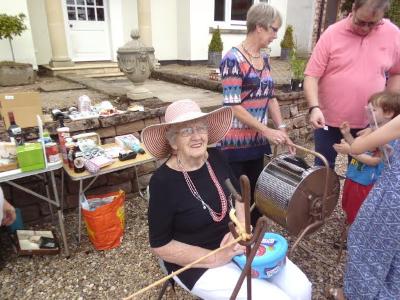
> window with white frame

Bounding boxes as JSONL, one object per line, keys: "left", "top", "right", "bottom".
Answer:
{"left": 214, "top": 0, "right": 269, "bottom": 26}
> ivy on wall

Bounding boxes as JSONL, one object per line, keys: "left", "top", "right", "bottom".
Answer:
{"left": 340, "top": 0, "right": 400, "bottom": 27}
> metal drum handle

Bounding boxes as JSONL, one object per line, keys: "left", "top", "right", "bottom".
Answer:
{"left": 289, "top": 144, "right": 330, "bottom": 221}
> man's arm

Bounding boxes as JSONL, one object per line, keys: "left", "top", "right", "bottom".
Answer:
{"left": 304, "top": 75, "right": 325, "bottom": 129}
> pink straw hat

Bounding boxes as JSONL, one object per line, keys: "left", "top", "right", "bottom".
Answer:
{"left": 141, "top": 99, "right": 233, "bottom": 159}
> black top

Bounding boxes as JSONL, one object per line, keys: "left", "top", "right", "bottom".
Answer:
{"left": 148, "top": 148, "right": 240, "bottom": 290}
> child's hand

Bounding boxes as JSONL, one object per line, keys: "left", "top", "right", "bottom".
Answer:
{"left": 339, "top": 122, "right": 351, "bottom": 136}
{"left": 333, "top": 139, "right": 351, "bottom": 155}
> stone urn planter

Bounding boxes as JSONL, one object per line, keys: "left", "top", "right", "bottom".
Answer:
{"left": 117, "top": 30, "right": 154, "bottom": 101}
{"left": 0, "top": 62, "right": 35, "bottom": 86}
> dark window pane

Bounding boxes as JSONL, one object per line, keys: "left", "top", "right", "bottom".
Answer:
{"left": 67, "top": 6, "right": 76, "bottom": 20}
{"left": 76, "top": 0, "right": 85, "bottom": 5}
{"left": 86, "top": 0, "right": 94, "bottom": 5}
{"left": 231, "top": 0, "right": 253, "bottom": 21}
{"left": 87, "top": 7, "right": 95, "bottom": 20}
{"left": 66, "top": 0, "right": 75, "bottom": 5}
{"left": 96, "top": 8, "right": 104, "bottom": 21}
{"left": 214, "top": 0, "right": 225, "bottom": 21}
{"left": 96, "top": 0, "right": 103, "bottom": 6}
{"left": 77, "top": 6, "right": 86, "bottom": 20}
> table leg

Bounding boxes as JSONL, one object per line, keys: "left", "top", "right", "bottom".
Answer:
{"left": 44, "top": 173, "right": 55, "bottom": 224}
{"left": 134, "top": 165, "right": 148, "bottom": 200}
{"left": 50, "top": 170, "right": 70, "bottom": 257}
{"left": 78, "top": 179, "right": 83, "bottom": 244}
{"left": 60, "top": 169, "right": 65, "bottom": 212}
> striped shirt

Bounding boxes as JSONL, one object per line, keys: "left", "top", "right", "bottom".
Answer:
{"left": 218, "top": 47, "right": 274, "bottom": 161}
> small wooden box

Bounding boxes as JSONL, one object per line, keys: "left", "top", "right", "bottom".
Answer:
{"left": 11, "top": 230, "right": 60, "bottom": 256}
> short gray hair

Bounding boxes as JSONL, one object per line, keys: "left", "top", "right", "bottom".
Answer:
{"left": 246, "top": 3, "right": 282, "bottom": 34}
{"left": 353, "top": 0, "right": 391, "bottom": 13}
{"left": 165, "top": 125, "right": 177, "bottom": 146}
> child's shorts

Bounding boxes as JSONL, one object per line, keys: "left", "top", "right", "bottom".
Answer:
{"left": 342, "top": 179, "right": 374, "bottom": 224}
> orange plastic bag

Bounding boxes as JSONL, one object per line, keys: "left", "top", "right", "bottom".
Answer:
{"left": 82, "top": 190, "right": 125, "bottom": 250}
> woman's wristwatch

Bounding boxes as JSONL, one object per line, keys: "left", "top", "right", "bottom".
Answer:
{"left": 277, "top": 124, "right": 287, "bottom": 129}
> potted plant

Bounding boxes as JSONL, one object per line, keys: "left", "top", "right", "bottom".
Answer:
{"left": 289, "top": 49, "right": 307, "bottom": 91}
{"left": 280, "top": 25, "right": 294, "bottom": 60}
{"left": 0, "top": 13, "right": 35, "bottom": 86}
{"left": 208, "top": 27, "right": 223, "bottom": 67}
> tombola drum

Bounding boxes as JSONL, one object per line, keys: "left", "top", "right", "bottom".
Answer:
{"left": 255, "top": 154, "right": 340, "bottom": 235}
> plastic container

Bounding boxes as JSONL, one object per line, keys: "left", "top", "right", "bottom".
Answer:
{"left": 78, "top": 95, "right": 91, "bottom": 113}
{"left": 233, "top": 232, "right": 288, "bottom": 279}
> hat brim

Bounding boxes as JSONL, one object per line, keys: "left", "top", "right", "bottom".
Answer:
{"left": 141, "top": 106, "right": 233, "bottom": 159}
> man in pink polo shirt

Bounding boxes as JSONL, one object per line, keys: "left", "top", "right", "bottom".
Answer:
{"left": 304, "top": 0, "right": 400, "bottom": 169}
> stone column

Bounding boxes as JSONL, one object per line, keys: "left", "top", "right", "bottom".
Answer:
{"left": 137, "top": 0, "right": 159, "bottom": 69}
{"left": 44, "top": 0, "right": 74, "bottom": 67}
{"left": 137, "top": 0, "right": 152, "bottom": 47}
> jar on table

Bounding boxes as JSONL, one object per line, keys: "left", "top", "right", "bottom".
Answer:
{"left": 45, "top": 142, "right": 60, "bottom": 163}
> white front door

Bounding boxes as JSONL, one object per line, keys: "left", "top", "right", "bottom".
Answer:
{"left": 66, "top": 0, "right": 111, "bottom": 61}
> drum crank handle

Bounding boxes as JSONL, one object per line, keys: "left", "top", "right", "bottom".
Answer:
{"left": 291, "top": 143, "right": 330, "bottom": 221}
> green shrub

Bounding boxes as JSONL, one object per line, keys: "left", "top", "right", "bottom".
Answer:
{"left": 340, "top": 0, "right": 353, "bottom": 14}
{"left": 208, "top": 27, "right": 223, "bottom": 52}
{"left": 0, "top": 13, "right": 27, "bottom": 62}
{"left": 280, "top": 25, "right": 294, "bottom": 49}
{"left": 388, "top": 0, "right": 400, "bottom": 27}
{"left": 290, "top": 49, "right": 307, "bottom": 80}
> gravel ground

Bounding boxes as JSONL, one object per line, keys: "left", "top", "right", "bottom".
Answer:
{"left": 0, "top": 147, "right": 349, "bottom": 300}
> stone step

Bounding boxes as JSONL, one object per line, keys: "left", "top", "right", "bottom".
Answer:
{"left": 41, "top": 62, "right": 121, "bottom": 77}
{"left": 86, "top": 72, "right": 125, "bottom": 78}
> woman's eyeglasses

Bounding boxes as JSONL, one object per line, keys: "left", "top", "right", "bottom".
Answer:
{"left": 177, "top": 125, "right": 208, "bottom": 137}
{"left": 353, "top": 15, "right": 383, "bottom": 28}
{"left": 269, "top": 25, "right": 279, "bottom": 33}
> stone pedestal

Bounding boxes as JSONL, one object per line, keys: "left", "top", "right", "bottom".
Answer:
{"left": 126, "top": 84, "right": 152, "bottom": 101}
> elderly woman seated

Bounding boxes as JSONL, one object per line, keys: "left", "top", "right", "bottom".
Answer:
{"left": 141, "top": 99, "right": 312, "bottom": 300}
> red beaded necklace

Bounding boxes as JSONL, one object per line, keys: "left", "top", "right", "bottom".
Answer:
{"left": 177, "top": 158, "right": 228, "bottom": 222}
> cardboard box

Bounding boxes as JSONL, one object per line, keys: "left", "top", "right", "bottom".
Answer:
{"left": 0, "top": 92, "right": 42, "bottom": 128}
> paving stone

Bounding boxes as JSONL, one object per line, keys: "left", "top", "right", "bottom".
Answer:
{"left": 39, "top": 81, "right": 86, "bottom": 92}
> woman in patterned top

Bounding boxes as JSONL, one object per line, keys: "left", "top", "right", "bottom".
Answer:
{"left": 219, "top": 3, "right": 293, "bottom": 225}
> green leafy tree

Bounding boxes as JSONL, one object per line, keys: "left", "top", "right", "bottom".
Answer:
{"left": 208, "top": 27, "right": 223, "bottom": 53}
{"left": 280, "top": 25, "right": 295, "bottom": 49}
{"left": 0, "top": 13, "right": 27, "bottom": 62}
